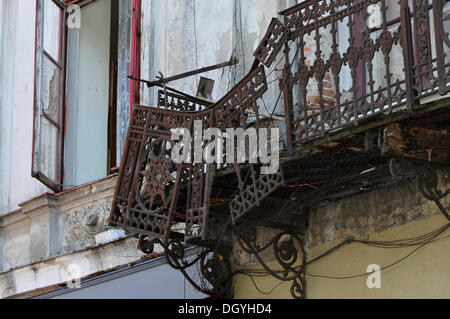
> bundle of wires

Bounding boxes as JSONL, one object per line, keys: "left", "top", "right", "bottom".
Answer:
{"left": 232, "top": 222, "right": 450, "bottom": 294}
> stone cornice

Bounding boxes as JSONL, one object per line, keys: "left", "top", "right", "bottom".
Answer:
{"left": 56, "top": 174, "right": 117, "bottom": 212}
{"left": 0, "top": 174, "right": 117, "bottom": 230}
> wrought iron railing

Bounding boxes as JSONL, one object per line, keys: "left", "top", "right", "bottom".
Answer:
{"left": 110, "top": 67, "right": 269, "bottom": 243}
{"left": 272, "top": 0, "right": 450, "bottom": 143}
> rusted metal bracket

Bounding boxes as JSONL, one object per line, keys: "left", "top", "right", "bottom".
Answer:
{"left": 138, "top": 236, "right": 233, "bottom": 297}
{"left": 389, "top": 158, "right": 450, "bottom": 221}
{"left": 416, "top": 165, "right": 450, "bottom": 221}
{"left": 235, "top": 225, "right": 307, "bottom": 299}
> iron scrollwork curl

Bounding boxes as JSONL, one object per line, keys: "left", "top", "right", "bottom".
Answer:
{"left": 138, "top": 236, "right": 232, "bottom": 297}
{"left": 416, "top": 166, "right": 450, "bottom": 221}
{"left": 389, "top": 159, "right": 450, "bottom": 221}
{"left": 236, "top": 226, "right": 307, "bottom": 299}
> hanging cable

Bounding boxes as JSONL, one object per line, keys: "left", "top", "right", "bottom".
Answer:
{"left": 193, "top": 0, "right": 200, "bottom": 89}
{"left": 233, "top": 223, "right": 450, "bottom": 283}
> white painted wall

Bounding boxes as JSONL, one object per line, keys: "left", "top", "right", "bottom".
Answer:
{"left": 140, "top": 0, "right": 234, "bottom": 106}
{"left": 0, "top": 0, "right": 50, "bottom": 216}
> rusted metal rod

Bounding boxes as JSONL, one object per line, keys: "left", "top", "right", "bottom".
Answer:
{"left": 128, "top": 58, "right": 239, "bottom": 88}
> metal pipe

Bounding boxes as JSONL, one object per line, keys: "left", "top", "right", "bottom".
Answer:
{"left": 129, "top": 58, "right": 239, "bottom": 88}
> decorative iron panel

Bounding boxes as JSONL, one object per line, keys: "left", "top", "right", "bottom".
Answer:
{"left": 229, "top": 168, "right": 283, "bottom": 223}
{"left": 109, "top": 106, "right": 194, "bottom": 243}
{"left": 433, "top": 0, "right": 450, "bottom": 95}
{"left": 157, "top": 90, "right": 212, "bottom": 111}
{"left": 213, "top": 65, "right": 268, "bottom": 130}
{"left": 184, "top": 164, "right": 215, "bottom": 243}
{"left": 110, "top": 66, "right": 269, "bottom": 244}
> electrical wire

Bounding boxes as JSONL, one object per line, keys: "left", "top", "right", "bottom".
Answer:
{"left": 193, "top": 0, "right": 200, "bottom": 89}
{"left": 304, "top": 223, "right": 449, "bottom": 280}
{"left": 238, "top": 0, "right": 246, "bottom": 74}
{"left": 233, "top": 222, "right": 450, "bottom": 284}
{"left": 237, "top": 272, "right": 287, "bottom": 295}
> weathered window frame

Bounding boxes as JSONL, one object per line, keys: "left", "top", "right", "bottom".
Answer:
{"left": 33, "top": 0, "right": 124, "bottom": 191}
{"left": 130, "top": 0, "right": 141, "bottom": 110}
{"left": 32, "top": 0, "right": 68, "bottom": 192}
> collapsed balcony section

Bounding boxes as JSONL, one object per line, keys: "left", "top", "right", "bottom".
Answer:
{"left": 108, "top": 0, "right": 450, "bottom": 298}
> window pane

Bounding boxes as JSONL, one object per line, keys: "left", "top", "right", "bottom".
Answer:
{"left": 43, "top": 0, "right": 62, "bottom": 62}
{"left": 40, "top": 117, "right": 60, "bottom": 182}
{"left": 41, "top": 54, "right": 61, "bottom": 123}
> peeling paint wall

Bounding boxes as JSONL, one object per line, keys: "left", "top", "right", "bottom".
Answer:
{"left": 0, "top": 0, "right": 50, "bottom": 216}
{"left": 0, "top": 236, "right": 144, "bottom": 298}
{"left": 0, "top": 175, "right": 160, "bottom": 297}
{"left": 116, "top": 0, "right": 131, "bottom": 166}
{"left": 139, "top": 0, "right": 299, "bottom": 108}
{"left": 140, "top": 0, "right": 234, "bottom": 105}
{"left": 0, "top": 175, "right": 119, "bottom": 272}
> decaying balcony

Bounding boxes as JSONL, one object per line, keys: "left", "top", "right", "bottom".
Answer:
{"left": 108, "top": 0, "right": 450, "bottom": 298}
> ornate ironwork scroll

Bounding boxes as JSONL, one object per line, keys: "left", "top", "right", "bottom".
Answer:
{"left": 389, "top": 159, "right": 450, "bottom": 221}
{"left": 111, "top": 65, "right": 269, "bottom": 244}
{"left": 416, "top": 165, "right": 450, "bottom": 221}
{"left": 211, "top": 66, "right": 280, "bottom": 224}
{"left": 282, "top": 0, "right": 409, "bottom": 143}
{"left": 236, "top": 226, "right": 307, "bottom": 299}
{"left": 254, "top": 18, "right": 290, "bottom": 68}
{"left": 139, "top": 236, "right": 233, "bottom": 297}
{"left": 176, "top": 65, "right": 268, "bottom": 243}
